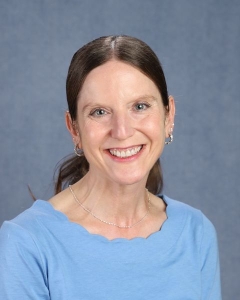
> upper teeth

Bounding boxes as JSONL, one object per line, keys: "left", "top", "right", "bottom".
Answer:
{"left": 109, "top": 146, "right": 142, "bottom": 158}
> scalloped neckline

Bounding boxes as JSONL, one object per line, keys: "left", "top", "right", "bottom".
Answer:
{"left": 32, "top": 195, "right": 185, "bottom": 244}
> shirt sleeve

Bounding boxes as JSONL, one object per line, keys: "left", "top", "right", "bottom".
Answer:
{"left": 200, "top": 214, "right": 222, "bottom": 300}
{"left": 0, "top": 221, "right": 50, "bottom": 299}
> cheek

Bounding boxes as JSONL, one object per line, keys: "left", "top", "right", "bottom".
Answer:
{"left": 139, "top": 111, "right": 165, "bottom": 135}
{"left": 79, "top": 119, "right": 109, "bottom": 146}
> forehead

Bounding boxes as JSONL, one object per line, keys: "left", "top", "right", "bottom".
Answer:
{"left": 78, "top": 60, "right": 161, "bottom": 104}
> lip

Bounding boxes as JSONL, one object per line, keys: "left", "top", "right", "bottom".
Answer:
{"left": 105, "top": 145, "right": 145, "bottom": 162}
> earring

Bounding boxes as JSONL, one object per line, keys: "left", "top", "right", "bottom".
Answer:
{"left": 165, "top": 133, "right": 173, "bottom": 145}
{"left": 74, "top": 144, "right": 84, "bottom": 157}
{"left": 165, "top": 124, "right": 174, "bottom": 145}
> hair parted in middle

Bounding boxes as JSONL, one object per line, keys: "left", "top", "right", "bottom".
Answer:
{"left": 54, "top": 35, "right": 170, "bottom": 195}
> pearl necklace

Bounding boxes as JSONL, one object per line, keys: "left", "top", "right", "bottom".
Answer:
{"left": 69, "top": 185, "right": 151, "bottom": 229}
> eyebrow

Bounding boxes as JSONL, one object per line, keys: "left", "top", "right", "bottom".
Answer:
{"left": 133, "top": 95, "right": 158, "bottom": 102}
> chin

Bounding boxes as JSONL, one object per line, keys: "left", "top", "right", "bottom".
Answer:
{"left": 109, "top": 172, "right": 148, "bottom": 187}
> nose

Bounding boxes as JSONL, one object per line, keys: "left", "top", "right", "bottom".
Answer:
{"left": 110, "top": 112, "right": 135, "bottom": 140}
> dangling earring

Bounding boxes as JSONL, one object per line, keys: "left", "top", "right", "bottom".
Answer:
{"left": 165, "top": 124, "right": 174, "bottom": 145}
{"left": 165, "top": 133, "right": 173, "bottom": 145}
{"left": 73, "top": 133, "right": 84, "bottom": 157}
{"left": 74, "top": 144, "right": 84, "bottom": 157}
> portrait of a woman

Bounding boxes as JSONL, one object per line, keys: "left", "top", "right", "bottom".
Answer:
{"left": 0, "top": 35, "right": 221, "bottom": 299}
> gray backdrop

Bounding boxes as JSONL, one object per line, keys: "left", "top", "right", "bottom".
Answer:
{"left": 0, "top": 0, "right": 239, "bottom": 299}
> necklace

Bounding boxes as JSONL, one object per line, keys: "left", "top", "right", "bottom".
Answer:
{"left": 69, "top": 185, "right": 151, "bottom": 229}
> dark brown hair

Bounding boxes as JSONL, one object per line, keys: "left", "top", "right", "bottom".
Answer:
{"left": 54, "top": 35, "right": 169, "bottom": 195}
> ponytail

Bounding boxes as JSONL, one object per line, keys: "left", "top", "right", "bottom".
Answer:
{"left": 54, "top": 155, "right": 89, "bottom": 194}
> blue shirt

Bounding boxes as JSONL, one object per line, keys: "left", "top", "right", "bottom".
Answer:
{"left": 0, "top": 196, "right": 221, "bottom": 299}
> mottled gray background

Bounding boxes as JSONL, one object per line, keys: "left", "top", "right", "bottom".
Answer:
{"left": 0, "top": 0, "right": 239, "bottom": 298}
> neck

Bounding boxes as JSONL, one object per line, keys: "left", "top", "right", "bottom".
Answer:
{"left": 72, "top": 173, "right": 150, "bottom": 225}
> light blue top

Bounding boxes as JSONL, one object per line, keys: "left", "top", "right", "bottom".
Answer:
{"left": 0, "top": 196, "right": 221, "bottom": 299}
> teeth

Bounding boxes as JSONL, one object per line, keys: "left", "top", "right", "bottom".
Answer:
{"left": 120, "top": 151, "right": 126, "bottom": 158}
{"left": 109, "top": 146, "right": 142, "bottom": 158}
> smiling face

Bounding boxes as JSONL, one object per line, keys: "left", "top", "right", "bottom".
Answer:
{"left": 66, "top": 60, "right": 175, "bottom": 187}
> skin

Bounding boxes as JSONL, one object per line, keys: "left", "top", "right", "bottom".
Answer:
{"left": 50, "top": 60, "right": 175, "bottom": 240}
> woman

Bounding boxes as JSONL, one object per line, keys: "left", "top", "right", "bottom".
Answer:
{"left": 0, "top": 35, "right": 221, "bottom": 299}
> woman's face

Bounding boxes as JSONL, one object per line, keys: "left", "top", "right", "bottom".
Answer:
{"left": 67, "top": 60, "right": 175, "bottom": 186}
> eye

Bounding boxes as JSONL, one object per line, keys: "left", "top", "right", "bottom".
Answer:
{"left": 90, "top": 108, "right": 108, "bottom": 117}
{"left": 134, "top": 102, "right": 151, "bottom": 111}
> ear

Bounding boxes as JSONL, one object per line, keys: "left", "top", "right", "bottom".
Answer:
{"left": 165, "top": 95, "right": 175, "bottom": 138}
{"left": 65, "top": 111, "right": 82, "bottom": 147}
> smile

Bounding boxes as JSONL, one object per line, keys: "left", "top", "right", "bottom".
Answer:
{"left": 109, "top": 146, "right": 142, "bottom": 158}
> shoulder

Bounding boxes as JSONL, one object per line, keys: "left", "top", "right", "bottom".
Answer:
{"left": 0, "top": 199, "right": 67, "bottom": 267}
{"left": 0, "top": 200, "right": 59, "bottom": 243}
{"left": 163, "top": 195, "right": 213, "bottom": 223}
{"left": 161, "top": 195, "right": 217, "bottom": 241}
{"left": 5, "top": 200, "right": 50, "bottom": 223}
{"left": 0, "top": 202, "right": 46, "bottom": 265}
{"left": 0, "top": 202, "right": 52, "bottom": 298}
